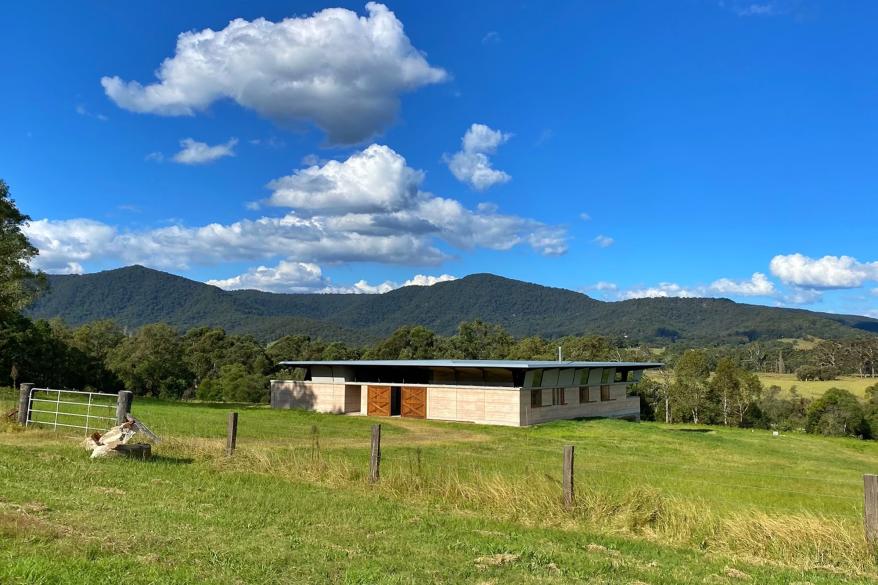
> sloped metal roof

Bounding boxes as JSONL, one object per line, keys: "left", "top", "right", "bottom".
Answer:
{"left": 278, "top": 359, "right": 663, "bottom": 369}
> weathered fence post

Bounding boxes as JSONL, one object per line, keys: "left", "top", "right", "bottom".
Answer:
{"left": 563, "top": 445, "right": 575, "bottom": 510}
{"left": 865, "top": 474, "right": 878, "bottom": 548}
{"left": 226, "top": 412, "right": 238, "bottom": 456}
{"left": 369, "top": 424, "right": 381, "bottom": 484}
{"left": 17, "top": 383, "right": 34, "bottom": 425}
{"left": 115, "top": 390, "right": 134, "bottom": 425}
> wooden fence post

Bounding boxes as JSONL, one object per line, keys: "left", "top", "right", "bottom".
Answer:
{"left": 369, "top": 424, "right": 381, "bottom": 484}
{"left": 226, "top": 412, "right": 238, "bottom": 456}
{"left": 563, "top": 445, "right": 575, "bottom": 510}
{"left": 865, "top": 474, "right": 878, "bottom": 548}
{"left": 116, "top": 390, "right": 134, "bottom": 425}
{"left": 17, "top": 383, "right": 34, "bottom": 426}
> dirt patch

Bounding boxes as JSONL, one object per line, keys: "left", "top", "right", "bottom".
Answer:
{"left": 0, "top": 511, "right": 64, "bottom": 540}
{"left": 93, "top": 486, "right": 127, "bottom": 496}
{"left": 475, "top": 553, "right": 520, "bottom": 569}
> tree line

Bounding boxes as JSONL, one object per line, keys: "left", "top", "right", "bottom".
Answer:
{"left": 1, "top": 317, "right": 646, "bottom": 401}
{"left": 634, "top": 349, "right": 878, "bottom": 440}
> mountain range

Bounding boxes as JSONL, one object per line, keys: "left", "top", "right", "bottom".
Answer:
{"left": 25, "top": 265, "right": 878, "bottom": 345}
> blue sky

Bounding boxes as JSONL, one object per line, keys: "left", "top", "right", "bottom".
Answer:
{"left": 2, "top": 0, "right": 876, "bottom": 317}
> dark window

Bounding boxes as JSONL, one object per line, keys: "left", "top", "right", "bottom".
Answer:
{"left": 615, "top": 369, "right": 630, "bottom": 383}
{"left": 600, "top": 385, "right": 612, "bottom": 401}
{"left": 531, "top": 389, "right": 542, "bottom": 408}
{"left": 579, "top": 386, "right": 593, "bottom": 403}
{"left": 552, "top": 388, "right": 566, "bottom": 406}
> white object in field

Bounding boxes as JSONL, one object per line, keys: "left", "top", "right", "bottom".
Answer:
{"left": 772, "top": 431, "right": 780, "bottom": 436}
{"left": 83, "top": 415, "right": 159, "bottom": 458}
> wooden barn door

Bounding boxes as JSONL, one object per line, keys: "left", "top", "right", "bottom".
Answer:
{"left": 401, "top": 387, "right": 427, "bottom": 419}
{"left": 367, "top": 386, "right": 391, "bottom": 416}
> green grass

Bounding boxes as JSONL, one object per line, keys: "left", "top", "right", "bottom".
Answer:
{"left": 2, "top": 396, "right": 878, "bottom": 583}
{"left": 758, "top": 373, "right": 876, "bottom": 399}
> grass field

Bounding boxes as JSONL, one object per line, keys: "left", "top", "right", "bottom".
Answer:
{"left": 2, "top": 388, "right": 878, "bottom": 584}
{"left": 758, "top": 373, "right": 876, "bottom": 400}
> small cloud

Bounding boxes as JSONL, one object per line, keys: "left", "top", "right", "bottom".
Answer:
{"left": 734, "top": 3, "right": 777, "bottom": 16}
{"left": 482, "top": 31, "right": 501, "bottom": 45}
{"left": 593, "top": 235, "right": 614, "bottom": 248}
{"left": 709, "top": 272, "right": 775, "bottom": 296}
{"left": 584, "top": 281, "right": 618, "bottom": 297}
{"left": 172, "top": 137, "right": 238, "bottom": 165}
{"left": 718, "top": 0, "right": 805, "bottom": 18}
{"left": 250, "top": 136, "right": 286, "bottom": 148}
{"left": 145, "top": 151, "right": 164, "bottom": 163}
{"left": 780, "top": 287, "right": 823, "bottom": 305}
{"left": 75, "top": 104, "right": 108, "bottom": 121}
{"left": 535, "top": 128, "right": 554, "bottom": 147}
{"left": 445, "top": 123, "right": 512, "bottom": 191}
{"left": 301, "top": 154, "right": 322, "bottom": 166}
{"left": 245, "top": 201, "right": 261, "bottom": 211}
{"left": 117, "top": 204, "right": 141, "bottom": 214}
{"left": 579, "top": 212, "right": 591, "bottom": 221}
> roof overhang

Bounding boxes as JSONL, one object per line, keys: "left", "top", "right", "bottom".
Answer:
{"left": 277, "top": 359, "right": 664, "bottom": 369}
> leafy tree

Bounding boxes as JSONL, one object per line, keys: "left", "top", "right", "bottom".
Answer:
{"left": 805, "top": 388, "right": 868, "bottom": 438}
{"left": 506, "top": 336, "right": 553, "bottom": 360}
{"left": 448, "top": 320, "right": 513, "bottom": 359}
{"left": 709, "top": 357, "right": 740, "bottom": 425}
{"left": 734, "top": 370, "right": 763, "bottom": 426}
{"left": 672, "top": 350, "right": 711, "bottom": 424}
{"left": 629, "top": 376, "right": 662, "bottom": 421}
{"left": 184, "top": 327, "right": 270, "bottom": 385}
{"left": 107, "top": 323, "right": 193, "bottom": 398}
{"left": 363, "top": 325, "right": 440, "bottom": 359}
{"left": 558, "top": 335, "right": 616, "bottom": 361}
{"left": 69, "top": 320, "right": 124, "bottom": 391}
{"left": 0, "top": 179, "right": 42, "bottom": 317}
{"left": 267, "top": 335, "right": 328, "bottom": 363}
{"left": 197, "top": 363, "right": 267, "bottom": 403}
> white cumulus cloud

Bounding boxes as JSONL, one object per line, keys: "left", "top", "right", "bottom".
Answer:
{"left": 402, "top": 274, "right": 456, "bottom": 287}
{"left": 206, "top": 261, "right": 325, "bottom": 292}
{"left": 620, "top": 283, "right": 699, "bottom": 300}
{"left": 445, "top": 123, "right": 511, "bottom": 191}
{"left": 618, "top": 273, "right": 778, "bottom": 300}
{"left": 24, "top": 219, "right": 117, "bottom": 273}
{"left": 173, "top": 138, "right": 237, "bottom": 165}
{"left": 268, "top": 144, "right": 422, "bottom": 214}
{"left": 709, "top": 272, "right": 776, "bottom": 296}
{"left": 101, "top": 3, "right": 447, "bottom": 144}
{"left": 207, "top": 257, "right": 456, "bottom": 294}
{"left": 24, "top": 144, "right": 565, "bottom": 274}
{"left": 593, "top": 235, "right": 614, "bottom": 248}
{"left": 769, "top": 253, "right": 878, "bottom": 289}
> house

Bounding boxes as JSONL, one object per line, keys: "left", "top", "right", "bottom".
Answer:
{"left": 270, "top": 359, "right": 662, "bottom": 426}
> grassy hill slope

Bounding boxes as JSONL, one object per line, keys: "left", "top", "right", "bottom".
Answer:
{"left": 26, "top": 265, "right": 878, "bottom": 344}
{"left": 0, "top": 392, "right": 875, "bottom": 583}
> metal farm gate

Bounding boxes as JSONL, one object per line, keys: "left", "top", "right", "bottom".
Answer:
{"left": 23, "top": 388, "right": 126, "bottom": 434}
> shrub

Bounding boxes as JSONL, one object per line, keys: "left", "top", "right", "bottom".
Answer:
{"left": 796, "top": 365, "right": 839, "bottom": 381}
{"left": 805, "top": 388, "right": 868, "bottom": 438}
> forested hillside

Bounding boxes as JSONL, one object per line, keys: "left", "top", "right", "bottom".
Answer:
{"left": 26, "top": 265, "right": 878, "bottom": 344}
